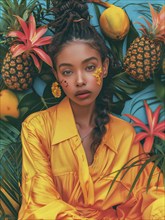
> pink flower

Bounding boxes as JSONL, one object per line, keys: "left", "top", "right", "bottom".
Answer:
{"left": 8, "top": 15, "right": 53, "bottom": 71}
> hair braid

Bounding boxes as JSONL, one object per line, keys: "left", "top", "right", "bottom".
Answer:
{"left": 91, "top": 75, "right": 112, "bottom": 153}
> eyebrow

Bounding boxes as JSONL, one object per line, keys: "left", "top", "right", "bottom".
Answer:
{"left": 58, "top": 57, "right": 98, "bottom": 68}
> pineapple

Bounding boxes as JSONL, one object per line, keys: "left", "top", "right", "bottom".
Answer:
{"left": 1, "top": 51, "right": 34, "bottom": 91}
{"left": 123, "top": 4, "right": 165, "bottom": 82}
{"left": 1, "top": 15, "right": 53, "bottom": 91}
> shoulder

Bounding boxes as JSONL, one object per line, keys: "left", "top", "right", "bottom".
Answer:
{"left": 107, "top": 114, "right": 136, "bottom": 144}
{"left": 22, "top": 105, "right": 58, "bottom": 130}
{"left": 106, "top": 114, "right": 138, "bottom": 153}
{"left": 109, "top": 114, "right": 135, "bottom": 133}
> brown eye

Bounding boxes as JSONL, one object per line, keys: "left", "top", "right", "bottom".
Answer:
{"left": 62, "top": 70, "right": 72, "bottom": 76}
{"left": 86, "top": 65, "right": 96, "bottom": 72}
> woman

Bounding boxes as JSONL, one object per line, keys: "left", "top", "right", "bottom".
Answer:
{"left": 18, "top": 0, "right": 164, "bottom": 219}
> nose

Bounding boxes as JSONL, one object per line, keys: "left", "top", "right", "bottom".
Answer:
{"left": 76, "top": 71, "right": 86, "bottom": 87}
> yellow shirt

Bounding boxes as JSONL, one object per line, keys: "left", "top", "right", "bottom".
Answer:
{"left": 18, "top": 97, "right": 165, "bottom": 220}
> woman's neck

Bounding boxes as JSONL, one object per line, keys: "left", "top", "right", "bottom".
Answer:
{"left": 70, "top": 100, "right": 96, "bottom": 129}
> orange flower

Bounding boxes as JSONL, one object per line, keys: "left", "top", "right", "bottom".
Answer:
{"left": 124, "top": 101, "right": 165, "bottom": 153}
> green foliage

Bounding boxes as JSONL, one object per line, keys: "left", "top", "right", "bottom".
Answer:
{"left": 107, "top": 148, "right": 164, "bottom": 197}
{"left": 110, "top": 72, "right": 151, "bottom": 113}
{"left": 18, "top": 85, "right": 64, "bottom": 122}
{"left": 0, "top": 42, "right": 8, "bottom": 71}
{"left": 0, "top": 0, "right": 38, "bottom": 34}
{"left": 32, "top": 0, "right": 54, "bottom": 28}
{"left": 0, "top": 120, "right": 21, "bottom": 219}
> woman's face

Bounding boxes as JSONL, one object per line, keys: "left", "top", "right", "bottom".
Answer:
{"left": 54, "top": 41, "right": 109, "bottom": 107}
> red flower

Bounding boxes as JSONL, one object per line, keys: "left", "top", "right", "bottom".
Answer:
{"left": 124, "top": 101, "right": 165, "bottom": 153}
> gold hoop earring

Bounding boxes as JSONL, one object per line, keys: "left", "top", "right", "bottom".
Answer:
{"left": 51, "top": 82, "right": 61, "bottom": 98}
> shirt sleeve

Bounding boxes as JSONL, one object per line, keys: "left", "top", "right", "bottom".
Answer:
{"left": 116, "top": 125, "right": 165, "bottom": 220}
{"left": 18, "top": 114, "right": 87, "bottom": 220}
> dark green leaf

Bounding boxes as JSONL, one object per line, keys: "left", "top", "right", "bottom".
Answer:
{"left": 93, "top": 4, "right": 101, "bottom": 21}
{"left": 146, "top": 156, "right": 163, "bottom": 192}
{"left": 43, "top": 83, "right": 64, "bottom": 108}
{"left": 153, "top": 75, "right": 165, "bottom": 104}
{"left": 0, "top": 192, "right": 18, "bottom": 217}
{"left": 107, "top": 153, "right": 147, "bottom": 196}
{"left": 125, "top": 21, "right": 139, "bottom": 50}
{"left": 128, "top": 155, "right": 159, "bottom": 197}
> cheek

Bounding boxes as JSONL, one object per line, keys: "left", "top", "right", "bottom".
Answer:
{"left": 60, "top": 79, "right": 69, "bottom": 88}
{"left": 92, "top": 67, "right": 103, "bottom": 86}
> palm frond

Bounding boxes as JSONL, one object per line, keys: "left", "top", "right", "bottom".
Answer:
{"left": 106, "top": 153, "right": 148, "bottom": 196}
{"left": 0, "top": 120, "right": 21, "bottom": 219}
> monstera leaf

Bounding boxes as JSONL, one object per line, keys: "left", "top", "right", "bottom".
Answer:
{"left": 0, "top": 120, "right": 21, "bottom": 219}
{"left": 18, "top": 85, "right": 64, "bottom": 122}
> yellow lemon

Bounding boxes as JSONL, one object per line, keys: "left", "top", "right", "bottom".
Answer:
{"left": 100, "top": 5, "right": 130, "bottom": 40}
{"left": 0, "top": 89, "right": 20, "bottom": 120}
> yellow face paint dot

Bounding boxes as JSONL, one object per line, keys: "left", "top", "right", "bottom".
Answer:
{"left": 92, "top": 67, "right": 102, "bottom": 85}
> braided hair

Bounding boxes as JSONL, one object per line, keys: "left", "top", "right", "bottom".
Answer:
{"left": 49, "top": 0, "right": 113, "bottom": 154}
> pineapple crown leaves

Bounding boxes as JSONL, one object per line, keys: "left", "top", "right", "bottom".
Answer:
{"left": 0, "top": 0, "right": 38, "bottom": 34}
{"left": 136, "top": 4, "right": 165, "bottom": 43}
{"left": 7, "top": 15, "right": 53, "bottom": 72}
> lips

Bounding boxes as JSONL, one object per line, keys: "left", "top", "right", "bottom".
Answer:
{"left": 75, "top": 90, "right": 91, "bottom": 99}
{"left": 75, "top": 90, "right": 91, "bottom": 96}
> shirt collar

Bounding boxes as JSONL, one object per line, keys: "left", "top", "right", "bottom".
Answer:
{"left": 52, "top": 97, "right": 118, "bottom": 154}
{"left": 52, "top": 97, "right": 78, "bottom": 145}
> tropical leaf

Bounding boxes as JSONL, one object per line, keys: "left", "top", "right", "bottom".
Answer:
{"left": 18, "top": 90, "right": 46, "bottom": 121}
{"left": 18, "top": 86, "right": 64, "bottom": 121}
{"left": 0, "top": 43, "right": 8, "bottom": 71}
{"left": 106, "top": 153, "right": 149, "bottom": 196}
{"left": 107, "top": 152, "right": 164, "bottom": 197}
{"left": 146, "top": 156, "right": 163, "bottom": 192}
{"left": 93, "top": 2, "right": 101, "bottom": 20}
{"left": 125, "top": 21, "right": 139, "bottom": 51}
{"left": 110, "top": 72, "right": 151, "bottom": 114}
{"left": 39, "top": 63, "right": 55, "bottom": 84}
{"left": 0, "top": 121, "right": 20, "bottom": 144}
{"left": 32, "top": 0, "right": 54, "bottom": 28}
{"left": 153, "top": 74, "right": 165, "bottom": 104}
{"left": 0, "top": 78, "right": 7, "bottom": 91}
{"left": 127, "top": 155, "right": 161, "bottom": 197}
{"left": 0, "top": 120, "right": 21, "bottom": 219}
{"left": 0, "top": 0, "right": 38, "bottom": 34}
